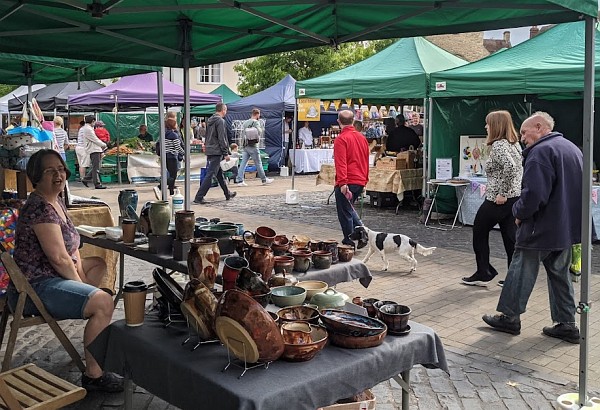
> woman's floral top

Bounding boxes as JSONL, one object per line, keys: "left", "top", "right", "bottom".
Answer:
{"left": 484, "top": 139, "right": 523, "bottom": 202}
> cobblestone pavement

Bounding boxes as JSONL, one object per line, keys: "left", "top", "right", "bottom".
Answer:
{"left": 3, "top": 174, "right": 599, "bottom": 409}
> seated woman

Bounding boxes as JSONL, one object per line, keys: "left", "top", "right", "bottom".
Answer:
{"left": 7, "top": 149, "right": 123, "bottom": 393}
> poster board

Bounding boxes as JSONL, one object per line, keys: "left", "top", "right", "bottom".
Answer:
{"left": 435, "top": 158, "right": 452, "bottom": 180}
{"left": 459, "top": 135, "right": 487, "bottom": 177}
{"left": 298, "top": 98, "right": 321, "bottom": 121}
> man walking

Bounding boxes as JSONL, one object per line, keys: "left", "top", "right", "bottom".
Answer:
{"left": 193, "top": 103, "right": 236, "bottom": 204}
{"left": 235, "top": 108, "right": 273, "bottom": 186}
{"left": 334, "top": 110, "right": 370, "bottom": 247}
{"left": 483, "top": 112, "right": 582, "bottom": 344}
{"left": 81, "top": 115, "right": 107, "bottom": 190}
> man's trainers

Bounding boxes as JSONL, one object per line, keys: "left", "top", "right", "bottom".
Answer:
{"left": 226, "top": 191, "right": 237, "bottom": 200}
{"left": 482, "top": 313, "right": 521, "bottom": 335}
{"left": 263, "top": 178, "right": 274, "bottom": 185}
{"left": 193, "top": 198, "right": 209, "bottom": 205}
{"left": 235, "top": 181, "right": 248, "bottom": 187}
{"left": 153, "top": 186, "right": 161, "bottom": 200}
{"left": 462, "top": 272, "right": 494, "bottom": 287}
{"left": 542, "top": 323, "right": 580, "bottom": 344}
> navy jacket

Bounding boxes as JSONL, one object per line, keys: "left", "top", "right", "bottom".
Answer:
{"left": 204, "top": 113, "right": 229, "bottom": 157}
{"left": 513, "top": 132, "right": 582, "bottom": 250}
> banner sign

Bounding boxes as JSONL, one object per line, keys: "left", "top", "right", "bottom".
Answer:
{"left": 298, "top": 98, "right": 321, "bottom": 121}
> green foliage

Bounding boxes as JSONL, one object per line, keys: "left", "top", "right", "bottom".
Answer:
{"left": 234, "top": 40, "right": 395, "bottom": 96}
{"left": 0, "top": 84, "right": 18, "bottom": 97}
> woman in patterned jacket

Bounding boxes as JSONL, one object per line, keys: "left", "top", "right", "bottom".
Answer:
{"left": 462, "top": 110, "right": 523, "bottom": 287}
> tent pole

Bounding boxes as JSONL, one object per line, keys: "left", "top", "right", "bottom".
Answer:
{"left": 157, "top": 72, "right": 167, "bottom": 202}
{"left": 421, "top": 97, "right": 427, "bottom": 197}
{"left": 291, "top": 103, "right": 298, "bottom": 190}
{"left": 181, "top": 18, "right": 192, "bottom": 209}
{"left": 116, "top": 96, "right": 122, "bottom": 184}
{"left": 578, "top": 14, "right": 595, "bottom": 409}
{"left": 426, "top": 97, "right": 433, "bottom": 196}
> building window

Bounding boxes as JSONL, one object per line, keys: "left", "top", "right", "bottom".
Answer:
{"left": 197, "top": 64, "right": 222, "bottom": 83}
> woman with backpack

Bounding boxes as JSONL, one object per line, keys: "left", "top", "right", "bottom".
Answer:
{"left": 235, "top": 108, "right": 273, "bottom": 186}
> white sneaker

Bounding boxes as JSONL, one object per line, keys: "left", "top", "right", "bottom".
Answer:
{"left": 153, "top": 186, "right": 161, "bottom": 200}
{"left": 263, "top": 178, "right": 274, "bottom": 185}
{"left": 235, "top": 181, "right": 248, "bottom": 187}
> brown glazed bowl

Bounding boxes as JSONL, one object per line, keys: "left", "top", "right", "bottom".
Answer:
{"left": 378, "top": 304, "right": 411, "bottom": 333}
{"left": 215, "top": 289, "right": 284, "bottom": 362}
{"left": 276, "top": 305, "right": 320, "bottom": 325}
{"left": 327, "top": 327, "right": 387, "bottom": 349}
{"left": 362, "top": 298, "right": 380, "bottom": 318}
{"left": 337, "top": 244, "right": 355, "bottom": 262}
{"left": 320, "top": 309, "right": 387, "bottom": 337}
{"left": 281, "top": 324, "right": 328, "bottom": 362}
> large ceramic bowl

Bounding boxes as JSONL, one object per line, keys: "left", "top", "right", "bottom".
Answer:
{"left": 276, "top": 305, "right": 320, "bottom": 325}
{"left": 281, "top": 324, "right": 328, "bottom": 362}
{"left": 215, "top": 289, "right": 284, "bottom": 363}
{"left": 296, "top": 280, "right": 328, "bottom": 299}
{"left": 270, "top": 286, "right": 307, "bottom": 307}
{"left": 327, "top": 327, "right": 387, "bottom": 349}
{"left": 320, "top": 309, "right": 387, "bottom": 337}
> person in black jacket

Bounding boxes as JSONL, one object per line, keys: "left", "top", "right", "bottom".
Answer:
{"left": 386, "top": 115, "right": 421, "bottom": 152}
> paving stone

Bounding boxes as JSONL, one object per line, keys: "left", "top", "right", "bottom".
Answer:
{"left": 437, "top": 393, "right": 462, "bottom": 410}
{"left": 430, "top": 376, "right": 455, "bottom": 393}
{"left": 465, "top": 372, "right": 492, "bottom": 387}
{"left": 502, "top": 399, "right": 530, "bottom": 410}
{"left": 491, "top": 381, "right": 520, "bottom": 399}
{"left": 521, "top": 392, "right": 555, "bottom": 410}
{"left": 452, "top": 380, "right": 478, "bottom": 398}
{"left": 478, "top": 386, "right": 502, "bottom": 403}
{"left": 461, "top": 398, "right": 484, "bottom": 410}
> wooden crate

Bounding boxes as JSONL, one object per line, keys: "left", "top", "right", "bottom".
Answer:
{"left": 397, "top": 151, "right": 416, "bottom": 169}
{"left": 244, "top": 171, "right": 257, "bottom": 180}
{"left": 317, "top": 389, "right": 376, "bottom": 410}
{"left": 375, "top": 157, "right": 406, "bottom": 170}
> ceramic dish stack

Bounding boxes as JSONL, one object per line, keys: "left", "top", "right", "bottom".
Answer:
{"left": 319, "top": 309, "right": 387, "bottom": 349}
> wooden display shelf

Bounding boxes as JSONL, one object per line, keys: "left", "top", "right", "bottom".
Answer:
{"left": 0, "top": 167, "right": 33, "bottom": 199}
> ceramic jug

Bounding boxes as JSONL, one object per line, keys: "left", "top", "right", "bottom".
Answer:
{"left": 148, "top": 201, "right": 171, "bottom": 235}
{"left": 222, "top": 256, "right": 249, "bottom": 291}
{"left": 188, "top": 238, "right": 220, "bottom": 290}
{"left": 247, "top": 244, "right": 275, "bottom": 283}
{"left": 175, "top": 210, "right": 195, "bottom": 241}
{"left": 118, "top": 189, "right": 139, "bottom": 221}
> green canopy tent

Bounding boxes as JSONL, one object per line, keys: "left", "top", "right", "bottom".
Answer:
{"left": 189, "top": 84, "right": 241, "bottom": 115}
{"left": 0, "top": 1, "right": 597, "bottom": 406}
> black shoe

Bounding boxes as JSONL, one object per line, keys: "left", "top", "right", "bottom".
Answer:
{"left": 226, "top": 191, "right": 237, "bottom": 200}
{"left": 95, "top": 185, "right": 107, "bottom": 189}
{"left": 82, "top": 372, "right": 124, "bottom": 393}
{"left": 482, "top": 313, "right": 521, "bottom": 335}
{"left": 193, "top": 198, "right": 209, "bottom": 205}
{"left": 81, "top": 180, "right": 89, "bottom": 187}
{"left": 498, "top": 280, "right": 505, "bottom": 287}
{"left": 542, "top": 323, "right": 580, "bottom": 344}
{"left": 462, "top": 272, "right": 494, "bottom": 287}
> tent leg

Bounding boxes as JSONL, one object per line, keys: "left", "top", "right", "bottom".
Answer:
{"left": 157, "top": 72, "right": 167, "bottom": 201}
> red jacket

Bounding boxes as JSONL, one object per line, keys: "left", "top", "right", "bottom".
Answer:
{"left": 95, "top": 128, "right": 110, "bottom": 143}
{"left": 334, "top": 126, "right": 369, "bottom": 187}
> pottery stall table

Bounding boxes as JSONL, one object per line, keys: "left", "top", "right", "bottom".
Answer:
{"left": 293, "top": 149, "right": 334, "bottom": 173}
{"left": 89, "top": 315, "right": 448, "bottom": 410}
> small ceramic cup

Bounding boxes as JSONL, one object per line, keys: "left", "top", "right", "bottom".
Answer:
{"left": 281, "top": 322, "right": 313, "bottom": 344}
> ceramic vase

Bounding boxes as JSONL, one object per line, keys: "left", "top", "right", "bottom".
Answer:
{"left": 247, "top": 244, "right": 275, "bottom": 283}
{"left": 175, "top": 210, "right": 195, "bottom": 241}
{"left": 118, "top": 189, "right": 139, "bottom": 221}
{"left": 188, "top": 238, "right": 220, "bottom": 290}
{"left": 148, "top": 201, "right": 171, "bottom": 235}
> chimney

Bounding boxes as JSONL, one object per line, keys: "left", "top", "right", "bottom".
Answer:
{"left": 530, "top": 25, "right": 540, "bottom": 38}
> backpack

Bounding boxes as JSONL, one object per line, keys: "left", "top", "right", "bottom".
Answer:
{"left": 243, "top": 119, "right": 260, "bottom": 145}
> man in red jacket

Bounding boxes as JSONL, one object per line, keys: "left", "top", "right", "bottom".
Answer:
{"left": 334, "top": 110, "right": 370, "bottom": 247}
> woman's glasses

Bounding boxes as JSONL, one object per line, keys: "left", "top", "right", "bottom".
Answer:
{"left": 43, "top": 166, "right": 67, "bottom": 176}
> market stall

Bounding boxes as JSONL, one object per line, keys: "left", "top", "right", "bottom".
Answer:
{"left": 294, "top": 148, "right": 334, "bottom": 173}
{"left": 7, "top": 81, "right": 103, "bottom": 112}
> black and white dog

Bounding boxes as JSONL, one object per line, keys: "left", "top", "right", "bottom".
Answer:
{"left": 349, "top": 226, "right": 436, "bottom": 272}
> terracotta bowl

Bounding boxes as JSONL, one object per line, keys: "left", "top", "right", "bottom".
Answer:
{"left": 378, "top": 304, "right": 411, "bottom": 333}
{"left": 296, "top": 280, "right": 328, "bottom": 299}
{"left": 276, "top": 305, "right": 320, "bottom": 325}
{"left": 215, "top": 289, "right": 284, "bottom": 363}
{"left": 270, "top": 286, "right": 307, "bottom": 307}
{"left": 320, "top": 309, "right": 387, "bottom": 337}
{"left": 327, "top": 327, "right": 387, "bottom": 349}
{"left": 281, "top": 324, "right": 328, "bottom": 362}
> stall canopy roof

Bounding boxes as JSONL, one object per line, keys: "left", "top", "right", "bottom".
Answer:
{"left": 0, "top": 1, "right": 595, "bottom": 68}
{"left": 190, "top": 84, "right": 241, "bottom": 115}
{"left": 67, "top": 72, "right": 221, "bottom": 111}
{"left": 0, "top": 84, "right": 45, "bottom": 114}
{"left": 430, "top": 21, "right": 600, "bottom": 98}
{"left": 226, "top": 74, "right": 296, "bottom": 113}
{"left": 7, "top": 81, "right": 103, "bottom": 112}
{"left": 0, "top": 53, "right": 160, "bottom": 86}
{"left": 296, "top": 37, "right": 467, "bottom": 102}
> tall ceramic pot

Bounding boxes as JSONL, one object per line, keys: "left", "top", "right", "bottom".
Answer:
{"left": 175, "top": 210, "right": 195, "bottom": 241}
{"left": 118, "top": 189, "right": 139, "bottom": 221}
{"left": 149, "top": 201, "right": 171, "bottom": 235}
{"left": 320, "top": 240, "right": 339, "bottom": 264}
{"left": 188, "top": 238, "right": 220, "bottom": 290}
{"left": 247, "top": 244, "right": 275, "bottom": 283}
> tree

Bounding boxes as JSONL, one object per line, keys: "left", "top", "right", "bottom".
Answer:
{"left": 234, "top": 40, "right": 395, "bottom": 96}
{"left": 0, "top": 84, "right": 18, "bottom": 98}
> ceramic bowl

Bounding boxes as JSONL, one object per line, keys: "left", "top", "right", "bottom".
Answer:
{"left": 320, "top": 309, "right": 387, "bottom": 337}
{"left": 362, "top": 298, "right": 380, "bottom": 318}
{"left": 270, "top": 286, "right": 307, "bottom": 307}
{"left": 215, "top": 289, "right": 284, "bottom": 363}
{"left": 378, "top": 304, "right": 411, "bottom": 333}
{"left": 337, "top": 244, "right": 355, "bottom": 262}
{"left": 327, "top": 327, "right": 387, "bottom": 349}
{"left": 276, "top": 305, "right": 320, "bottom": 325}
{"left": 296, "top": 280, "right": 328, "bottom": 299}
{"left": 281, "top": 324, "right": 328, "bottom": 362}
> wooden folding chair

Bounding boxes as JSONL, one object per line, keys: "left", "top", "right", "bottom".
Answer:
{"left": 0, "top": 363, "right": 86, "bottom": 409}
{"left": 0, "top": 252, "right": 86, "bottom": 373}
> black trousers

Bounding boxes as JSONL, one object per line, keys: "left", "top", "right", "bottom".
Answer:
{"left": 472, "top": 197, "right": 518, "bottom": 278}
{"left": 194, "top": 155, "right": 230, "bottom": 201}
{"left": 158, "top": 157, "right": 179, "bottom": 195}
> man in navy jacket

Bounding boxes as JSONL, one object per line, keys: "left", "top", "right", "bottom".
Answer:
{"left": 483, "top": 111, "right": 582, "bottom": 344}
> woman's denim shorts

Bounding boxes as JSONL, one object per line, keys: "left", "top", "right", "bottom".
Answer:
{"left": 8, "top": 277, "right": 99, "bottom": 320}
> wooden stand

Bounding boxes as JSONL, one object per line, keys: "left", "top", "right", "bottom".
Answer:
{"left": 0, "top": 167, "right": 33, "bottom": 199}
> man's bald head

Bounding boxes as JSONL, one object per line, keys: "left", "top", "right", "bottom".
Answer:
{"left": 520, "top": 111, "right": 554, "bottom": 146}
{"left": 338, "top": 110, "right": 355, "bottom": 127}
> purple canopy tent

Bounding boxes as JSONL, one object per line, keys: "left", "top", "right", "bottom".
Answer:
{"left": 68, "top": 72, "right": 221, "bottom": 184}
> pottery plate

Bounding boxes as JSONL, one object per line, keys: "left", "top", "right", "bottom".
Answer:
{"left": 215, "top": 316, "right": 260, "bottom": 363}
{"left": 180, "top": 301, "right": 212, "bottom": 340}
{"left": 152, "top": 268, "right": 183, "bottom": 312}
{"left": 387, "top": 324, "right": 411, "bottom": 336}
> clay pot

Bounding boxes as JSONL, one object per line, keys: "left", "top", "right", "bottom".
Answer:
{"left": 319, "top": 240, "right": 339, "bottom": 264}
{"left": 245, "top": 226, "right": 276, "bottom": 247}
{"left": 235, "top": 267, "right": 270, "bottom": 296}
{"left": 198, "top": 224, "right": 237, "bottom": 255}
{"left": 312, "top": 250, "right": 332, "bottom": 269}
{"left": 231, "top": 235, "right": 249, "bottom": 258}
{"left": 362, "top": 298, "right": 380, "bottom": 318}
{"left": 292, "top": 250, "right": 312, "bottom": 273}
{"left": 175, "top": 210, "right": 195, "bottom": 241}
{"left": 291, "top": 234, "right": 311, "bottom": 250}
{"left": 118, "top": 189, "right": 138, "bottom": 220}
{"left": 337, "top": 244, "right": 355, "bottom": 262}
{"left": 281, "top": 322, "right": 312, "bottom": 345}
{"left": 281, "top": 325, "right": 328, "bottom": 362}
{"left": 308, "top": 240, "right": 321, "bottom": 252}
{"left": 378, "top": 304, "right": 411, "bottom": 333}
{"left": 272, "top": 236, "right": 290, "bottom": 256}
{"left": 273, "top": 255, "right": 295, "bottom": 275}
{"left": 247, "top": 244, "right": 275, "bottom": 282}
{"left": 148, "top": 201, "right": 171, "bottom": 235}
{"left": 222, "top": 256, "right": 249, "bottom": 291}
{"left": 187, "top": 238, "right": 220, "bottom": 290}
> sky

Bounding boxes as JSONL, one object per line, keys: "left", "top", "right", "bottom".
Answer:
{"left": 485, "top": 27, "right": 534, "bottom": 46}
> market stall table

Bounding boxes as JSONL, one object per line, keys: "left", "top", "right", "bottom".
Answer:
{"left": 424, "top": 180, "right": 469, "bottom": 231}
{"left": 294, "top": 148, "right": 334, "bottom": 173}
{"left": 89, "top": 316, "right": 448, "bottom": 410}
{"left": 126, "top": 153, "right": 207, "bottom": 183}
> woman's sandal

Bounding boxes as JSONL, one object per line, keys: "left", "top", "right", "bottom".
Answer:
{"left": 82, "top": 371, "right": 124, "bottom": 393}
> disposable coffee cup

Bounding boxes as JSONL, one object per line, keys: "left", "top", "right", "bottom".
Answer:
{"left": 121, "top": 218, "right": 137, "bottom": 244}
{"left": 123, "top": 281, "right": 148, "bottom": 327}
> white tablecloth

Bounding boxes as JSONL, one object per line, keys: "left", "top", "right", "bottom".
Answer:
{"left": 126, "top": 153, "right": 207, "bottom": 183}
{"left": 293, "top": 149, "right": 334, "bottom": 173}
